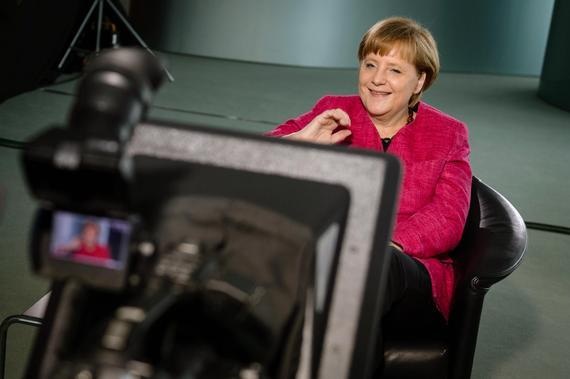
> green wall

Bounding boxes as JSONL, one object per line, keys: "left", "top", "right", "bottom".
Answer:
{"left": 132, "top": 0, "right": 554, "bottom": 76}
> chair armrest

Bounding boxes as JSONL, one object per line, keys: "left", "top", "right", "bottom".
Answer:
{"left": 454, "top": 178, "right": 527, "bottom": 291}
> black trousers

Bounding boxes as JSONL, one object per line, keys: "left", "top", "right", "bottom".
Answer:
{"left": 382, "top": 246, "right": 443, "bottom": 321}
{"left": 374, "top": 247, "right": 447, "bottom": 375}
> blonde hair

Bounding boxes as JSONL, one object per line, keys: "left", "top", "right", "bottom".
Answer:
{"left": 358, "top": 17, "right": 440, "bottom": 107}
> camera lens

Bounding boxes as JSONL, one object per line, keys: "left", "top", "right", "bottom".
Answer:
{"left": 68, "top": 48, "right": 166, "bottom": 143}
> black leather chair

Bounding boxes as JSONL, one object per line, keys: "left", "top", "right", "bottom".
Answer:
{"left": 382, "top": 176, "right": 528, "bottom": 378}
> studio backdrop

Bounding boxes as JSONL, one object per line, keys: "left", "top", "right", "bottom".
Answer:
{"left": 130, "top": 0, "right": 555, "bottom": 76}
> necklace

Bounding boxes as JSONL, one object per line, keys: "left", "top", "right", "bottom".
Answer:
{"left": 406, "top": 107, "right": 414, "bottom": 124}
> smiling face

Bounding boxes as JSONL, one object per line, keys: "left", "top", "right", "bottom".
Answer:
{"left": 358, "top": 49, "right": 426, "bottom": 127}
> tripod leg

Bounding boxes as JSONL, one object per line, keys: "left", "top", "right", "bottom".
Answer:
{"left": 105, "top": 0, "right": 175, "bottom": 82}
{"left": 57, "top": 0, "right": 101, "bottom": 70}
{"left": 96, "top": 0, "right": 104, "bottom": 54}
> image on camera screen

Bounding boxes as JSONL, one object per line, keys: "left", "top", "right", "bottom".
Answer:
{"left": 50, "top": 211, "right": 131, "bottom": 269}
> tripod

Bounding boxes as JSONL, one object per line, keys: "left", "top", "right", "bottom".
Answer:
{"left": 57, "top": 0, "right": 174, "bottom": 82}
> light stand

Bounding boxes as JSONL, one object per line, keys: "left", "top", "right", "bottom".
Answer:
{"left": 57, "top": 0, "right": 174, "bottom": 82}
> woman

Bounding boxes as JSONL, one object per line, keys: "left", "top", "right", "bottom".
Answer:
{"left": 267, "top": 16, "right": 472, "bottom": 357}
{"left": 57, "top": 221, "right": 111, "bottom": 261}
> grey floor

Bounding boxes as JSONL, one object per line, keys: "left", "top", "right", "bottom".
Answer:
{"left": 1, "top": 53, "right": 569, "bottom": 378}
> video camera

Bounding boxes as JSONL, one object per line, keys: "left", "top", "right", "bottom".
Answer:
{"left": 20, "top": 49, "right": 401, "bottom": 379}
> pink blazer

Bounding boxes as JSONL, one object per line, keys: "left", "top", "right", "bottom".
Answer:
{"left": 267, "top": 95, "right": 472, "bottom": 319}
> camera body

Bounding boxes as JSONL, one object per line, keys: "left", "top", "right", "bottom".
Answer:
{"left": 22, "top": 48, "right": 160, "bottom": 292}
{"left": 21, "top": 48, "right": 400, "bottom": 379}
{"left": 22, "top": 48, "right": 342, "bottom": 379}
{"left": 27, "top": 195, "right": 318, "bottom": 379}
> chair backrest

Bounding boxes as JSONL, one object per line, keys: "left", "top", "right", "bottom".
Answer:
{"left": 448, "top": 176, "right": 527, "bottom": 378}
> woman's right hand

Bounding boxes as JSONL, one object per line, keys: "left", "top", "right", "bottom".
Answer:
{"left": 284, "top": 108, "right": 352, "bottom": 144}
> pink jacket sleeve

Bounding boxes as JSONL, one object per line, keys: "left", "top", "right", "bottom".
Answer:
{"left": 392, "top": 124, "right": 472, "bottom": 258}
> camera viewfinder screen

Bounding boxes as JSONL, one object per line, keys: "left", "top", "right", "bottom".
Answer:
{"left": 50, "top": 211, "right": 131, "bottom": 269}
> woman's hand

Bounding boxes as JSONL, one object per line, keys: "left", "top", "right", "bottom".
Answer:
{"left": 284, "top": 108, "right": 352, "bottom": 144}
{"left": 55, "top": 238, "right": 81, "bottom": 255}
